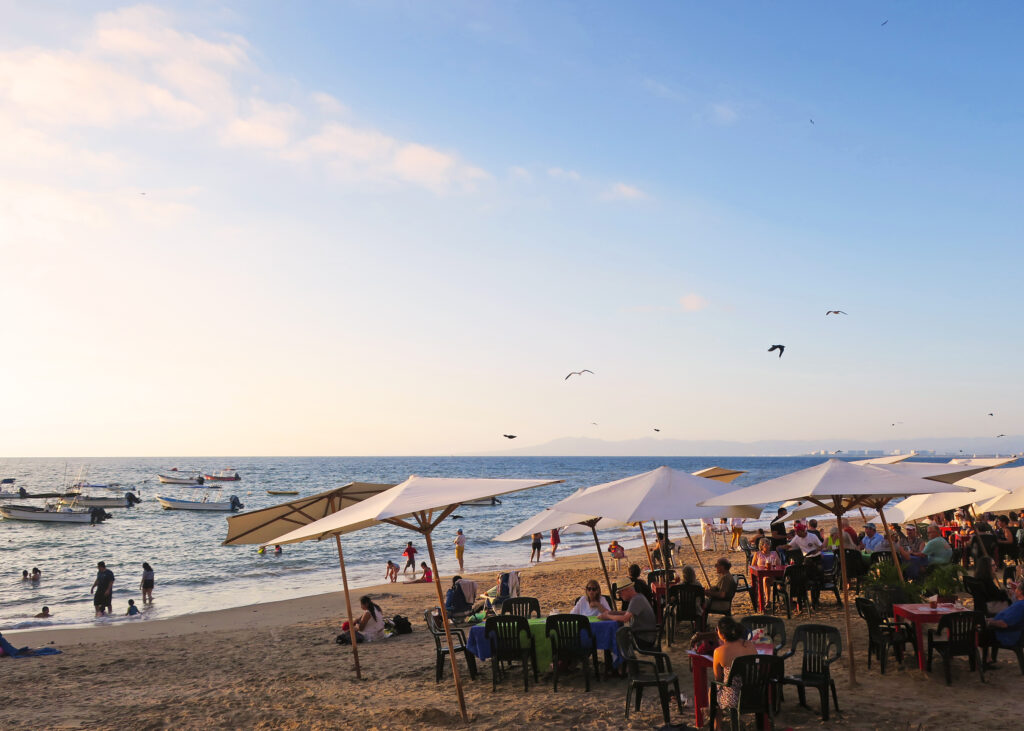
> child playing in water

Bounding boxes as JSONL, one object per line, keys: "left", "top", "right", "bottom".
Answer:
{"left": 126, "top": 600, "right": 140, "bottom": 616}
{"left": 384, "top": 560, "right": 399, "bottom": 583}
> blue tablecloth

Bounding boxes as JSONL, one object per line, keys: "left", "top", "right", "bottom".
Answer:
{"left": 467, "top": 617, "right": 624, "bottom": 669}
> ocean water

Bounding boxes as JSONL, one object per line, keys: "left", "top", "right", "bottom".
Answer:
{"left": 0, "top": 455, "right": 921, "bottom": 631}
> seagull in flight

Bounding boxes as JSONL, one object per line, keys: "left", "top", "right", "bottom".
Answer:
{"left": 881, "top": 20, "right": 888, "bottom": 26}
{"left": 997, "top": 434, "right": 1007, "bottom": 438}
{"left": 653, "top": 428, "right": 661, "bottom": 432}
{"left": 768, "top": 344, "right": 785, "bottom": 358}
{"left": 988, "top": 413, "right": 994, "bottom": 416}
{"left": 891, "top": 422, "right": 904, "bottom": 427}
{"left": 825, "top": 310, "right": 847, "bottom": 316}
{"left": 809, "top": 118, "right": 815, "bottom": 125}
{"left": 502, "top": 434, "right": 517, "bottom": 439}
{"left": 565, "top": 369, "right": 594, "bottom": 380}
{"left": 591, "top": 422, "right": 599, "bottom": 426}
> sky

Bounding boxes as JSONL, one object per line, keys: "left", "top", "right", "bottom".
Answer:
{"left": 2, "top": 2, "right": 1023, "bottom": 457}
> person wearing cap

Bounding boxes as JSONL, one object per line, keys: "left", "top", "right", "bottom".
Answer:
{"left": 859, "top": 523, "right": 888, "bottom": 553}
{"left": 599, "top": 581, "right": 658, "bottom": 653}
{"left": 897, "top": 524, "right": 924, "bottom": 555}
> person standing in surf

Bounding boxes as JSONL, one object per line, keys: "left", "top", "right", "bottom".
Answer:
{"left": 91, "top": 561, "right": 115, "bottom": 617}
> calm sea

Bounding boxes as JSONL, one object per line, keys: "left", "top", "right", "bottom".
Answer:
{"left": 0, "top": 455, "right": 931, "bottom": 631}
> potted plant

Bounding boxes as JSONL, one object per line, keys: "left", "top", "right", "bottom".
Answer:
{"left": 861, "top": 562, "right": 921, "bottom": 615}
{"left": 920, "top": 563, "right": 966, "bottom": 603}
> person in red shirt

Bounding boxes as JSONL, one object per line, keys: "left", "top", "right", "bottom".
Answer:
{"left": 402, "top": 541, "right": 418, "bottom": 579}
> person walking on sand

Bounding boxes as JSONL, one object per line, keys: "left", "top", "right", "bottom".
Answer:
{"left": 530, "top": 532, "right": 543, "bottom": 563}
{"left": 729, "top": 517, "right": 745, "bottom": 551}
{"left": 454, "top": 528, "right": 466, "bottom": 572}
{"left": 91, "top": 561, "right": 115, "bottom": 617}
{"left": 140, "top": 562, "right": 154, "bottom": 604}
{"left": 402, "top": 541, "right": 418, "bottom": 578}
{"left": 550, "top": 528, "right": 561, "bottom": 558}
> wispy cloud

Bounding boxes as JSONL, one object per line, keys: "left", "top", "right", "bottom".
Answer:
{"left": 508, "top": 165, "right": 532, "bottom": 181}
{"left": 602, "top": 182, "right": 647, "bottom": 201}
{"left": 679, "top": 293, "right": 709, "bottom": 312}
{"left": 547, "top": 167, "right": 581, "bottom": 181}
{"left": 641, "top": 78, "right": 685, "bottom": 102}
{"left": 708, "top": 103, "right": 738, "bottom": 125}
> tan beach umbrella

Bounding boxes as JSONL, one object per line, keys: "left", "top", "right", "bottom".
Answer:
{"left": 264, "top": 475, "right": 563, "bottom": 722}
{"left": 549, "top": 466, "right": 761, "bottom": 585}
{"left": 493, "top": 495, "right": 628, "bottom": 595}
{"left": 692, "top": 466, "right": 746, "bottom": 483}
{"left": 698, "top": 458, "right": 974, "bottom": 684}
{"left": 963, "top": 466, "right": 1024, "bottom": 514}
{"left": 223, "top": 482, "right": 396, "bottom": 679}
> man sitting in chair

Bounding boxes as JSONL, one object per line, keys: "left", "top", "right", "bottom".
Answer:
{"left": 981, "top": 580, "right": 1024, "bottom": 669}
{"left": 600, "top": 581, "right": 658, "bottom": 653}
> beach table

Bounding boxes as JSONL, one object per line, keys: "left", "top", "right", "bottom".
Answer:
{"left": 466, "top": 616, "right": 623, "bottom": 675}
{"left": 748, "top": 566, "right": 784, "bottom": 612}
{"left": 893, "top": 603, "right": 969, "bottom": 671}
{"left": 688, "top": 643, "right": 775, "bottom": 728}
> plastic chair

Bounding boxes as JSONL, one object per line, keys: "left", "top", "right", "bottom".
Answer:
{"left": 710, "top": 654, "right": 784, "bottom": 731}
{"left": 485, "top": 615, "right": 538, "bottom": 692}
{"left": 621, "top": 628, "right": 684, "bottom": 726}
{"left": 705, "top": 578, "right": 738, "bottom": 621}
{"left": 740, "top": 615, "right": 787, "bottom": 655}
{"left": 647, "top": 569, "right": 676, "bottom": 586}
{"left": 963, "top": 576, "right": 1002, "bottom": 618}
{"left": 812, "top": 553, "right": 843, "bottom": 607}
{"left": 869, "top": 551, "right": 894, "bottom": 566}
{"left": 423, "top": 609, "right": 478, "bottom": 682}
{"left": 665, "top": 583, "right": 705, "bottom": 646}
{"left": 927, "top": 611, "right": 985, "bottom": 685}
{"left": 733, "top": 574, "right": 756, "bottom": 611}
{"left": 500, "top": 596, "right": 541, "bottom": 619}
{"left": 739, "top": 536, "right": 755, "bottom": 569}
{"left": 779, "top": 624, "right": 842, "bottom": 721}
{"left": 770, "top": 564, "right": 809, "bottom": 619}
{"left": 545, "top": 614, "right": 599, "bottom": 692}
{"left": 854, "top": 598, "right": 913, "bottom": 674}
{"left": 987, "top": 630, "right": 1024, "bottom": 674}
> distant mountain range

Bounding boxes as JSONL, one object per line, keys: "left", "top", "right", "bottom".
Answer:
{"left": 469, "top": 435, "right": 1024, "bottom": 457}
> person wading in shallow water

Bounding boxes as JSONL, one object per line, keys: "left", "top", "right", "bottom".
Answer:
{"left": 91, "top": 561, "right": 115, "bottom": 617}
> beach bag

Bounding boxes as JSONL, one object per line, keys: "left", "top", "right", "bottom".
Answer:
{"left": 391, "top": 615, "right": 413, "bottom": 635}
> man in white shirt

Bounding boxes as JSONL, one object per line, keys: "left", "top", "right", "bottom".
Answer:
{"left": 701, "top": 517, "right": 715, "bottom": 551}
{"left": 782, "top": 522, "right": 824, "bottom": 610}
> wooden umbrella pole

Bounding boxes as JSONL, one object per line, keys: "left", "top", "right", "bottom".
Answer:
{"left": 834, "top": 510, "right": 858, "bottom": 686}
{"left": 590, "top": 524, "right": 614, "bottom": 597}
{"left": 639, "top": 522, "right": 656, "bottom": 571}
{"left": 334, "top": 535, "right": 362, "bottom": 680}
{"left": 680, "top": 520, "right": 711, "bottom": 586}
{"left": 424, "top": 529, "right": 468, "bottom": 723}
{"left": 874, "top": 504, "right": 906, "bottom": 584}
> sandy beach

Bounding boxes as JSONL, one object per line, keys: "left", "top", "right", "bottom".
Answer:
{"left": 3, "top": 534, "right": 1020, "bottom": 730}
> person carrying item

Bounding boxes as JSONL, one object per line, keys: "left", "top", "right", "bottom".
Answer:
{"left": 402, "top": 541, "right": 418, "bottom": 578}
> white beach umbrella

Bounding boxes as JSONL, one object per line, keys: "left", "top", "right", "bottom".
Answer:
{"left": 549, "top": 466, "right": 762, "bottom": 584}
{"left": 223, "top": 482, "right": 396, "bottom": 679}
{"left": 964, "top": 467, "right": 1024, "bottom": 514}
{"left": 692, "top": 466, "right": 746, "bottom": 483}
{"left": 882, "top": 481, "right": 1009, "bottom": 524}
{"left": 698, "top": 458, "right": 974, "bottom": 685}
{"left": 947, "top": 457, "right": 1018, "bottom": 468}
{"left": 264, "top": 475, "right": 562, "bottom": 722}
{"left": 493, "top": 492, "right": 628, "bottom": 594}
{"left": 850, "top": 454, "right": 913, "bottom": 465}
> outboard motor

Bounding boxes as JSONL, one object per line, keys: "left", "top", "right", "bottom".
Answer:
{"left": 229, "top": 495, "right": 244, "bottom": 511}
{"left": 125, "top": 492, "right": 142, "bottom": 507}
{"left": 19, "top": 486, "right": 28, "bottom": 498}
{"left": 196, "top": 475, "right": 205, "bottom": 485}
{"left": 89, "top": 507, "right": 111, "bottom": 524}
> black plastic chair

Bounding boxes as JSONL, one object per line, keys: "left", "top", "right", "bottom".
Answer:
{"left": 665, "top": 583, "right": 705, "bottom": 646}
{"left": 705, "top": 578, "right": 738, "bottom": 621}
{"left": 739, "top": 536, "right": 755, "bottom": 569}
{"left": 770, "top": 564, "right": 809, "bottom": 619}
{"left": 423, "top": 609, "right": 478, "bottom": 682}
{"left": 987, "top": 631, "right": 1024, "bottom": 674}
{"left": 779, "top": 624, "right": 842, "bottom": 721}
{"left": 740, "top": 615, "right": 787, "bottom": 655}
{"left": 710, "top": 654, "right": 784, "bottom": 731}
{"left": 963, "top": 576, "right": 1004, "bottom": 618}
{"left": 927, "top": 611, "right": 985, "bottom": 685}
{"left": 545, "top": 614, "right": 599, "bottom": 692}
{"left": 870, "top": 551, "right": 894, "bottom": 566}
{"left": 500, "top": 596, "right": 541, "bottom": 619}
{"left": 854, "top": 598, "right": 913, "bottom": 674}
{"left": 647, "top": 569, "right": 676, "bottom": 586}
{"left": 812, "top": 553, "right": 843, "bottom": 607}
{"left": 621, "top": 628, "right": 684, "bottom": 726}
{"left": 485, "top": 615, "right": 538, "bottom": 692}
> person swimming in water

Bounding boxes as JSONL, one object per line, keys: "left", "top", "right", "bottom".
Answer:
{"left": 34, "top": 606, "right": 51, "bottom": 618}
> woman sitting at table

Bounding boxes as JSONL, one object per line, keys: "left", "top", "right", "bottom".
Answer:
{"left": 712, "top": 616, "right": 757, "bottom": 729}
{"left": 975, "top": 557, "right": 1012, "bottom": 614}
{"left": 570, "top": 580, "right": 612, "bottom": 617}
{"left": 751, "top": 538, "right": 781, "bottom": 570}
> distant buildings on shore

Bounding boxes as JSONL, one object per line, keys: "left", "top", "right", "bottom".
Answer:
{"left": 808, "top": 448, "right": 936, "bottom": 456}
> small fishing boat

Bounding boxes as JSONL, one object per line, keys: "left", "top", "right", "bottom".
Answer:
{"left": 203, "top": 469, "right": 241, "bottom": 482}
{"left": 267, "top": 490, "right": 299, "bottom": 496}
{"left": 157, "top": 473, "right": 206, "bottom": 485}
{"left": 460, "top": 496, "right": 503, "bottom": 506}
{"left": 0, "top": 503, "right": 111, "bottom": 523}
{"left": 155, "top": 494, "right": 244, "bottom": 512}
{"left": 57, "top": 492, "right": 142, "bottom": 509}
{"left": 69, "top": 481, "right": 123, "bottom": 490}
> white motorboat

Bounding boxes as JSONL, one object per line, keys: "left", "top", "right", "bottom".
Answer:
{"left": 0, "top": 503, "right": 111, "bottom": 523}
{"left": 155, "top": 494, "right": 244, "bottom": 512}
{"left": 157, "top": 473, "right": 206, "bottom": 485}
{"left": 57, "top": 492, "right": 142, "bottom": 509}
{"left": 460, "top": 496, "right": 503, "bottom": 506}
{"left": 202, "top": 469, "right": 241, "bottom": 482}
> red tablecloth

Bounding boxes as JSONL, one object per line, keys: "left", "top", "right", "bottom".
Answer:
{"left": 749, "top": 566, "right": 785, "bottom": 612}
{"left": 893, "top": 603, "right": 969, "bottom": 671}
{"left": 688, "top": 643, "right": 774, "bottom": 728}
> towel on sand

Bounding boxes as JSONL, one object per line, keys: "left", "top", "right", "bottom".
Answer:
{"left": 0, "top": 632, "right": 62, "bottom": 658}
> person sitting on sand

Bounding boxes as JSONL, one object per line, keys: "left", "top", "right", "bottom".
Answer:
{"left": 384, "top": 560, "right": 399, "bottom": 583}
{"left": 403, "top": 562, "right": 432, "bottom": 583}
{"left": 126, "top": 599, "right": 140, "bottom": 616}
{"left": 352, "top": 595, "right": 386, "bottom": 642}
{"left": 445, "top": 575, "right": 473, "bottom": 615}
{"left": 571, "top": 580, "right": 611, "bottom": 617}
{"left": 35, "top": 606, "right": 51, "bottom": 619}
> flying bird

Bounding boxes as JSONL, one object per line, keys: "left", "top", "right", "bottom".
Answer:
{"left": 502, "top": 434, "right": 517, "bottom": 439}
{"left": 591, "top": 422, "right": 599, "bottom": 426}
{"left": 809, "top": 118, "right": 815, "bottom": 125}
{"left": 768, "top": 344, "right": 785, "bottom": 358}
{"left": 997, "top": 434, "right": 1007, "bottom": 438}
{"left": 988, "top": 413, "right": 994, "bottom": 416}
{"left": 653, "top": 428, "right": 661, "bottom": 432}
{"left": 825, "top": 310, "right": 847, "bottom": 315}
{"left": 565, "top": 369, "right": 594, "bottom": 380}
{"left": 881, "top": 20, "right": 888, "bottom": 26}
{"left": 891, "top": 422, "right": 904, "bottom": 427}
